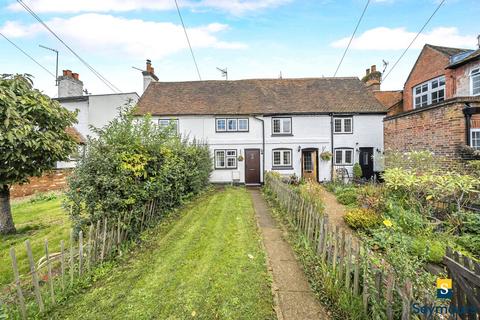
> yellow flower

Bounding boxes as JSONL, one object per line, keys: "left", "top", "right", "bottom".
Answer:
{"left": 383, "top": 219, "right": 393, "bottom": 228}
{"left": 426, "top": 195, "right": 433, "bottom": 201}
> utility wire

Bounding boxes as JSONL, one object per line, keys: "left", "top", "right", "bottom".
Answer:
{"left": 382, "top": 0, "right": 446, "bottom": 81}
{"left": 174, "top": 0, "right": 202, "bottom": 80}
{"left": 333, "top": 0, "right": 370, "bottom": 77}
{"left": 0, "top": 32, "right": 56, "bottom": 78}
{"left": 16, "top": 0, "right": 121, "bottom": 93}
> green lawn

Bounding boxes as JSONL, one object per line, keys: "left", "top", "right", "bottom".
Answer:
{"left": 0, "top": 195, "right": 71, "bottom": 287}
{"left": 49, "top": 187, "right": 275, "bottom": 320}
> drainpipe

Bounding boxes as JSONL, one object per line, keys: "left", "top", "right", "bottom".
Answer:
{"left": 330, "top": 113, "right": 334, "bottom": 181}
{"left": 464, "top": 103, "right": 472, "bottom": 146}
{"left": 254, "top": 115, "right": 265, "bottom": 184}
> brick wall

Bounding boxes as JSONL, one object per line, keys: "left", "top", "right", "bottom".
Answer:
{"left": 403, "top": 46, "right": 453, "bottom": 111}
{"left": 10, "top": 169, "right": 72, "bottom": 198}
{"left": 384, "top": 100, "right": 468, "bottom": 161}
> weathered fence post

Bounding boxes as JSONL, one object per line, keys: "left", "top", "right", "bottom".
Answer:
{"left": 78, "top": 230, "right": 84, "bottom": 276}
{"left": 10, "top": 247, "right": 27, "bottom": 319}
{"left": 60, "top": 240, "right": 65, "bottom": 290}
{"left": 45, "top": 239, "right": 55, "bottom": 304}
{"left": 25, "top": 240, "right": 44, "bottom": 312}
{"left": 70, "top": 229, "right": 75, "bottom": 285}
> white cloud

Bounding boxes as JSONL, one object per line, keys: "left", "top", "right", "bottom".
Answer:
{"left": 331, "top": 26, "right": 477, "bottom": 50}
{"left": 0, "top": 14, "right": 246, "bottom": 60}
{"left": 7, "top": 0, "right": 291, "bottom": 15}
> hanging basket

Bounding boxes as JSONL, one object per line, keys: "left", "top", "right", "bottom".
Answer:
{"left": 320, "top": 151, "right": 332, "bottom": 161}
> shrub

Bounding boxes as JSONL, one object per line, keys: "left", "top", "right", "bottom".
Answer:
{"left": 456, "top": 235, "right": 480, "bottom": 257}
{"left": 384, "top": 201, "right": 427, "bottom": 236}
{"left": 353, "top": 163, "right": 362, "bottom": 179}
{"left": 357, "top": 184, "right": 386, "bottom": 213}
{"left": 64, "top": 106, "right": 212, "bottom": 235}
{"left": 336, "top": 188, "right": 358, "bottom": 206}
{"left": 29, "top": 192, "right": 58, "bottom": 203}
{"left": 296, "top": 181, "right": 325, "bottom": 212}
{"left": 344, "top": 208, "right": 381, "bottom": 230}
{"left": 409, "top": 237, "right": 446, "bottom": 264}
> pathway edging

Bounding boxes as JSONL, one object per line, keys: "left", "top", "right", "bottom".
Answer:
{"left": 249, "top": 189, "right": 330, "bottom": 320}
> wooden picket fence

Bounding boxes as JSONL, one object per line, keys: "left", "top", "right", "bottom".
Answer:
{"left": 2, "top": 199, "right": 160, "bottom": 319}
{"left": 444, "top": 248, "right": 480, "bottom": 320}
{"left": 265, "top": 174, "right": 434, "bottom": 320}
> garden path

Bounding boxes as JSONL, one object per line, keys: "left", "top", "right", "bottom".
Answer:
{"left": 318, "top": 186, "right": 355, "bottom": 236}
{"left": 250, "top": 188, "right": 330, "bottom": 320}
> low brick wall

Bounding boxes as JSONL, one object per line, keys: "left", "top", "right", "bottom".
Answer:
{"left": 384, "top": 99, "right": 474, "bottom": 164}
{"left": 10, "top": 169, "right": 72, "bottom": 198}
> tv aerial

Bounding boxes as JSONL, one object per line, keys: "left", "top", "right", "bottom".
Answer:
{"left": 216, "top": 67, "right": 228, "bottom": 80}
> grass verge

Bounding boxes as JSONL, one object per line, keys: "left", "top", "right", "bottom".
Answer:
{"left": 47, "top": 187, "right": 275, "bottom": 320}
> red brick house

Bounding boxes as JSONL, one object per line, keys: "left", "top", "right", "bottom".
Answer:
{"left": 383, "top": 42, "right": 480, "bottom": 162}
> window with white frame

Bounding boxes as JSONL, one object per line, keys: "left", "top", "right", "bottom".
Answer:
{"left": 334, "top": 149, "right": 353, "bottom": 165}
{"left": 272, "top": 117, "right": 292, "bottom": 135}
{"left": 158, "top": 119, "right": 178, "bottom": 132}
{"left": 215, "top": 149, "right": 237, "bottom": 169}
{"left": 471, "top": 129, "right": 480, "bottom": 150}
{"left": 413, "top": 76, "right": 445, "bottom": 108}
{"left": 471, "top": 68, "right": 480, "bottom": 96}
{"left": 333, "top": 117, "right": 353, "bottom": 133}
{"left": 216, "top": 118, "right": 248, "bottom": 132}
{"left": 272, "top": 149, "right": 292, "bottom": 167}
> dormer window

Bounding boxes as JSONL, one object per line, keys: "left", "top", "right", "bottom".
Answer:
{"left": 471, "top": 68, "right": 480, "bottom": 96}
{"left": 413, "top": 76, "right": 445, "bottom": 108}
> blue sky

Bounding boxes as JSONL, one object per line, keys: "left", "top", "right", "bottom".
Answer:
{"left": 0, "top": 0, "right": 478, "bottom": 97}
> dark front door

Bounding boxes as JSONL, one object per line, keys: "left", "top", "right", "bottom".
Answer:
{"left": 245, "top": 149, "right": 261, "bottom": 184}
{"left": 359, "top": 147, "right": 374, "bottom": 180}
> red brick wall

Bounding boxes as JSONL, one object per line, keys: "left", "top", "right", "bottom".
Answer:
{"left": 10, "top": 170, "right": 72, "bottom": 198}
{"left": 384, "top": 101, "right": 467, "bottom": 161}
{"left": 403, "top": 46, "right": 453, "bottom": 111}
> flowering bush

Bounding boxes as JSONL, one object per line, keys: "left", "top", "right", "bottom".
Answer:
{"left": 344, "top": 208, "right": 382, "bottom": 230}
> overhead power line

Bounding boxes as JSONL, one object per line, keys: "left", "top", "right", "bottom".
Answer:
{"left": 174, "top": 0, "right": 202, "bottom": 80}
{"left": 0, "top": 32, "right": 56, "bottom": 78}
{"left": 333, "top": 0, "right": 370, "bottom": 77}
{"left": 382, "top": 0, "right": 446, "bottom": 82}
{"left": 16, "top": 0, "right": 121, "bottom": 93}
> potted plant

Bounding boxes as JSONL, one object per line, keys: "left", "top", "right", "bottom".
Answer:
{"left": 320, "top": 151, "right": 332, "bottom": 161}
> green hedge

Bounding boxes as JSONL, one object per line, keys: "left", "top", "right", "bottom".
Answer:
{"left": 64, "top": 106, "right": 212, "bottom": 235}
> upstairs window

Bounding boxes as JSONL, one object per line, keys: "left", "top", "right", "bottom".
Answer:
{"left": 216, "top": 118, "right": 249, "bottom": 132}
{"left": 272, "top": 149, "right": 292, "bottom": 167}
{"left": 272, "top": 117, "right": 292, "bottom": 135}
{"left": 413, "top": 76, "right": 445, "bottom": 108}
{"left": 215, "top": 149, "right": 237, "bottom": 169}
{"left": 471, "top": 68, "right": 480, "bottom": 96}
{"left": 472, "top": 129, "right": 480, "bottom": 150}
{"left": 334, "top": 149, "right": 353, "bottom": 165}
{"left": 333, "top": 117, "right": 353, "bottom": 134}
{"left": 158, "top": 119, "right": 178, "bottom": 132}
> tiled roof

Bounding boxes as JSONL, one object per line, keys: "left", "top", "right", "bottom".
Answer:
{"left": 373, "top": 90, "right": 403, "bottom": 109}
{"left": 427, "top": 44, "right": 470, "bottom": 57}
{"left": 66, "top": 127, "right": 86, "bottom": 144}
{"left": 134, "top": 78, "right": 387, "bottom": 116}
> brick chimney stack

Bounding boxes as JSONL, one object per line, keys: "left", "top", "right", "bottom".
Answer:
{"left": 58, "top": 70, "right": 84, "bottom": 97}
{"left": 362, "top": 64, "right": 381, "bottom": 92}
{"left": 142, "top": 59, "right": 159, "bottom": 92}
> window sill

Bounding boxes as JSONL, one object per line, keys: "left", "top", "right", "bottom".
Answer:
{"left": 272, "top": 166, "right": 294, "bottom": 170}
{"left": 334, "top": 164, "right": 353, "bottom": 166}
{"left": 271, "top": 133, "right": 293, "bottom": 137}
{"left": 333, "top": 132, "right": 353, "bottom": 135}
{"left": 214, "top": 167, "right": 238, "bottom": 170}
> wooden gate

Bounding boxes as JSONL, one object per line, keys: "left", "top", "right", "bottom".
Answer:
{"left": 444, "top": 247, "right": 480, "bottom": 319}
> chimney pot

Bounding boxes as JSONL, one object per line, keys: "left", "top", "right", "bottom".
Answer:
{"left": 371, "top": 65, "right": 376, "bottom": 73}
{"left": 366, "top": 68, "right": 370, "bottom": 76}
{"left": 72, "top": 73, "right": 79, "bottom": 80}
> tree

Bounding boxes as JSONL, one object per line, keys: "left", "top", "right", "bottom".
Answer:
{"left": 0, "top": 74, "right": 77, "bottom": 234}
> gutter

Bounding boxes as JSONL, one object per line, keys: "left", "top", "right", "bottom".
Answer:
{"left": 253, "top": 115, "right": 265, "bottom": 184}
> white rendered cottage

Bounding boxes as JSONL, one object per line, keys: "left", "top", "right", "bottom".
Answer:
{"left": 134, "top": 77, "right": 387, "bottom": 184}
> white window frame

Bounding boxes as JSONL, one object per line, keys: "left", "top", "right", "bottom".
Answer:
{"left": 158, "top": 119, "right": 179, "bottom": 133}
{"left": 334, "top": 148, "right": 354, "bottom": 166}
{"left": 214, "top": 149, "right": 237, "bottom": 169}
{"left": 333, "top": 117, "right": 353, "bottom": 134}
{"left": 216, "top": 118, "right": 249, "bottom": 132}
{"left": 471, "top": 68, "right": 480, "bottom": 96}
{"left": 272, "top": 149, "right": 292, "bottom": 167}
{"left": 272, "top": 117, "right": 292, "bottom": 135}
{"left": 471, "top": 129, "right": 480, "bottom": 150}
{"left": 216, "top": 119, "right": 226, "bottom": 132}
{"left": 413, "top": 76, "right": 445, "bottom": 108}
